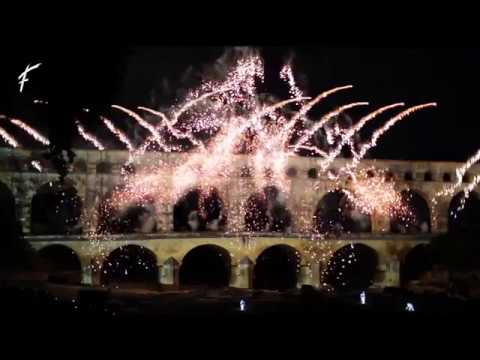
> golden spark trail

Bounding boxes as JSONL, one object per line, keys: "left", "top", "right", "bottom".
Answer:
{"left": 112, "top": 105, "right": 171, "bottom": 152}
{"left": 10, "top": 118, "right": 50, "bottom": 145}
{"left": 283, "top": 85, "right": 353, "bottom": 136}
{"left": 101, "top": 116, "right": 134, "bottom": 151}
{"left": 292, "top": 102, "right": 370, "bottom": 152}
{"left": 0, "top": 126, "right": 19, "bottom": 148}
{"left": 319, "top": 103, "right": 405, "bottom": 171}
{"left": 138, "top": 106, "right": 205, "bottom": 149}
{"left": 346, "top": 103, "right": 437, "bottom": 171}
{"left": 76, "top": 121, "right": 105, "bottom": 150}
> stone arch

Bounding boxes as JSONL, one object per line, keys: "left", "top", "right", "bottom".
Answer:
{"left": 253, "top": 244, "right": 300, "bottom": 290}
{"left": 244, "top": 186, "right": 292, "bottom": 232}
{"left": 325, "top": 243, "right": 379, "bottom": 292}
{"left": 400, "top": 244, "right": 433, "bottom": 286}
{"left": 96, "top": 162, "right": 112, "bottom": 174}
{"left": 96, "top": 185, "right": 158, "bottom": 234}
{"left": 424, "top": 171, "right": 433, "bottom": 182}
{"left": 448, "top": 191, "right": 480, "bottom": 233}
{"left": 101, "top": 245, "right": 158, "bottom": 285}
{"left": 307, "top": 168, "right": 318, "bottom": 179}
{"left": 37, "top": 244, "right": 82, "bottom": 284}
{"left": 390, "top": 190, "right": 431, "bottom": 234}
{"left": 73, "top": 159, "right": 87, "bottom": 173}
{"left": 0, "top": 180, "right": 16, "bottom": 235}
{"left": 31, "top": 180, "right": 83, "bottom": 235}
{"left": 173, "top": 187, "right": 226, "bottom": 232}
{"left": 404, "top": 171, "right": 414, "bottom": 181}
{"left": 286, "top": 167, "right": 297, "bottom": 177}
{"left": 443, "top": 172, "right": 452, "bottom": 182}
{"left": 179, "top": 244, "right": 231, "bottom": 287}
{"left": 313, "top": 190, "right": 371, "bottom": 234}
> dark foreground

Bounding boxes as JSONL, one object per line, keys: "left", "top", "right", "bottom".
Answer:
{"left": 1, "top": 281, "right": 479, "bottom": 326}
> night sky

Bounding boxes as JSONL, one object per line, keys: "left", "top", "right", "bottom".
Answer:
{"left": 1, "top": 46, "right": 478, "bottom": 162}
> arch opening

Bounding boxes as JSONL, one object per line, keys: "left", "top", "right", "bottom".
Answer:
{"left": 37, "top": 245, "right": 82, "bottom": 284}
{"left": 253, "top": 245, "right": 300, "bottom": 290}
{"left": 31, "top": 181, "right": 83, "bottom": 235}
{"left": 0, "top": 181, "right": 16, "bottom": 234}
{"left": 314, "top": 190, "right": 371, "bottom": 234}
{"left": 448, "top": 191, "right": 480, "bottom": 233}
{"left": 173, "top": 188, "right": 226, "bottom": 232}
{"left": 401, "top": 244, "right": 433, "bottom": 286}
{"left": 97, "top": 187, "right": 157, "bottom": 234}
{"left": 244, "top": 186, "right": 292, "bottom": 232}
{"left": 390, "top": 190, "right": 431, "bottom": 234}
{"left": 101, "top": 245, "right": 158, "bottom": 286}
{"left": 324, "top": 243, "right": 379, "bottom": 292}
{"left": 179, "top": 245, "right": 231, "bottom": 287}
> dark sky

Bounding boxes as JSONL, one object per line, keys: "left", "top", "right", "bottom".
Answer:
{"left": 0, "top": 46, "right": 478, "bottom": 161}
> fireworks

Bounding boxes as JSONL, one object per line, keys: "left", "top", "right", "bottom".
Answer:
{"left": 1, "top": 52, "right": 445, "bottom": 286}
{"left": 31, "top": 160, "right": 42, "bottom": 172}
{"left": 433, "top": 147, "right": 480, "bottom": 217}
{"left": 280, "top": 63, "right": 304, "bottom": 103}
{"left": 10, "top": 118, "right": 50, "bottom": 145}
{"left": 0, "top": 125, "right": 19, "bottom": 148}
{"left": 343, "top": 168, "right": 404, "bottom": 217}
{"left": 101, "top": 116, "right": 134, "bottom": 151}
{"left": 346, "top": 103, "right": 438, "bottom": 171}
{"left": 76, "top": 121, "right": 105, "bottom": 151}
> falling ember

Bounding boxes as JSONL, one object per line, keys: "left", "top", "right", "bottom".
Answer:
{"left": 76, "top": 121, "right": 105, "bottom": 151}
{"left": 342, "top": 168, "right": 404, "bottom": 217}
{"left": 280, "top": 63, "right": 304, "bottom": 103}
{"left": 10, "top": 118, "right": 50, "bottom": 145}
{"left": 31, "top": 160, "right": 42, "bottom": 172}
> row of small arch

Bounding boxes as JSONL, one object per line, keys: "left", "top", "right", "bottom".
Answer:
{"left": 35, "top": 242, "right": 431, "bottom": 291}
{"left": 3, "top": 154, "right": 473, "bottom": 184}
{"left": 1, "top": 180, "right": 478, "bottom": 235}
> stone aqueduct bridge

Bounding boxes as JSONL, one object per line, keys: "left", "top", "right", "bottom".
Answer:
{"left": 1, "top": 148, "right": 478, "bottom": 290}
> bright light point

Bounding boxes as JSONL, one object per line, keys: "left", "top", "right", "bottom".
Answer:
{"left": 360, "top": 291, "right": 366, "bottom": 305}
{"left": 240, "top": 299, "right": 246, "bottom": 312}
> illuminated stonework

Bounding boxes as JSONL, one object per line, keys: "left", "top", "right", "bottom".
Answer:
{"left": 1, "top": 147, "right": 478, "bottom": 290}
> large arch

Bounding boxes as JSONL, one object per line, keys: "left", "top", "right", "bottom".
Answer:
{"left": 448, "top": 191, "right": 480, "bottom": 233}
{"left": 173, "top": 187, "right": 226, "bottom": 231}
{"left": 401, "top": 244, "right": 433, "bottom": 286}
{"left": 0, "top": 181, "right": 16, "bottom": 238}
{"left": 390, "top": 190, "right": 431, "bottom": 234}
{"left": 253, "top": 244, "right": 300, "bottom": 290}
{"left": 97, "top": 186, "right": 157, "bottom": 234}
{"left": 179, "top": 245, "right": 231, "bottom": 287}
{"left": 325, "top": 243, "right": 379, "bottom": 292}
{"left": 101, "top": 245, "right": 158, "bottom": 285}
{"left": 244, "top": 186, "right": 292, "bottom": 232}
{"left": 31, "top": 181, "right": 83, "bottom": 235}
{"left": 314, "top": 190, "right": 371, "bottom": 234}
{"left": 37, "top": 245, "right": 82, "bottom": 284}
